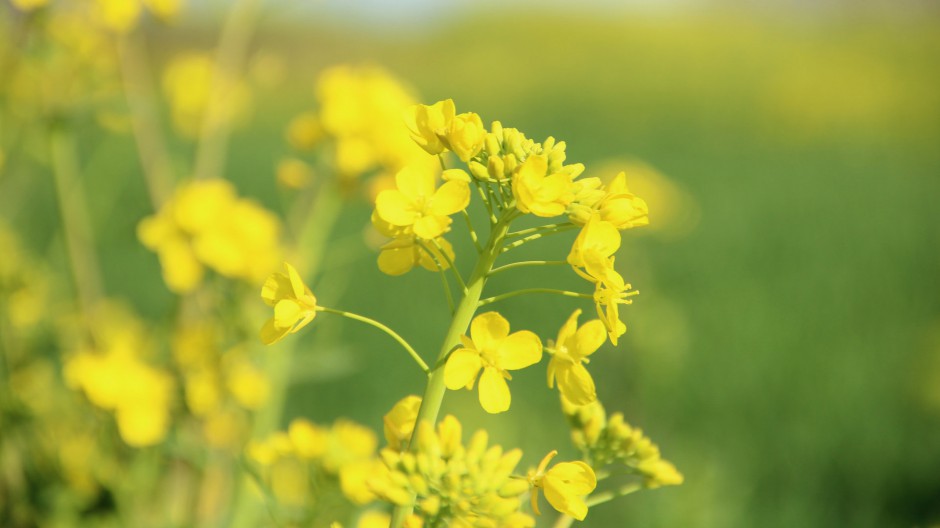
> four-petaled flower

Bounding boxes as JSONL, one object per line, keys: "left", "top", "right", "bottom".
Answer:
{"left": 512, "top": 155, "right": 575, "bottom": 217}
{"left": 528, "top": 450, "right": 597, "bottom": 521}
{"left": 260, "top": 262, "right": 318, "bottom": 345}
{"left": 444, "top": 312, "right": 542, "bottom": 414}
{"left": 375, "top": 165, "right": 470, "bottom": 240}
{"left": 547, "top": 309, "right": 606, "bottom": 405}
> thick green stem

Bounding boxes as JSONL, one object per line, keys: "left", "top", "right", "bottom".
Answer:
{"left": 389, "top": 213, "right": 514, "bottom": 527}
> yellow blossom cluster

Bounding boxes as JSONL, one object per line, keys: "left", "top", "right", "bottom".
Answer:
{"left": 248, "top": 417, "right": 383, "bottom": 508}
{"left": 63, "top": 303, "right": 175, "bottom": 447}
{"left": 0, "top": 222, "right": 50, "bottom": 331}
{"left": 563, "top": 399, "right": 683, "bottom": 488}
{"left": 137, "top": 179, "right": 281, "bottom": 294}
{"left": 277, "top": 65, "right": 436, "bottom": 192}
{"left": 172, "top": 322, "right": 270, "bottom": 450}
{"left": 370, "top": 415, "right": 535, "bottom": 527}
{"left": 162, "top": 52, "right": 251, "bottom": 139}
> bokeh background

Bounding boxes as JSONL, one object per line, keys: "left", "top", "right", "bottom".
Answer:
{"left": 2, "top": 0, "right": 940, "bottom": 526}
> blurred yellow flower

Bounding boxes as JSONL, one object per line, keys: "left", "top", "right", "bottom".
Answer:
{"left": 277, "top": 157, "right": 314, "bottom": 189}
{"left": 285, "top": 111, "right": 323, "bottom": 150}
{"left": 9, "top": 0, "right": 48, "bottom": 11}
{"left": 383, "top": 395, "right": 422, "bottom": 451}
{"left": 547, "top": 310, "right": 606, "bottom": 405}
{"left": 260, "top": 262, "right": 318, "bottom": 345}
{"left": 138, "top": 179, "right": 281, "bottom": 293}
{"left": 512, "top": 154, "right": 574, "bottom": 217}
{"left": 444, "top": 312, "right": 542, "bottom": 414}
{"left": 527, "top": 450, "right": 596, "bottom": 521}
{"left": 375, "top": 165, "right": 470, "bottom": 240}
{"left": 163, "top": 53, "right": 250, "bottom": 138}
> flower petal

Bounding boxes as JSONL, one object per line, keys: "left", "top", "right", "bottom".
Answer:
{"left": 557, "top": 363, "right": 596, "bottom": 405}
{"left": 261, "top": 272, "right": 292, "bottom": 306}
{"left": 261, "top": 319, "right": 291, "bottom": 345}
{"left": 573, "top": 320, "right": 607, "bottom": 358}
{"left": 478, "top": 367, "right": 511, "bottom": 414}
{"left": 498, "top": 330, "right": 542, "bottom": 371}
{"left": 470, "top": 312, "right": 510, "bottom": 352}
{"left": 274, "top": 299, "right": 304, "bottom": 328}
{"left": 444, "top": 349, "right": 482, "bottom": 390}
{"left": 556, "top": 309, "right": 581, "bottom": 348}
{"left": 429, "top": 181, "right": 470, "bottom": 216}
{"left": 378, "top": 245, "right": 418, "bottom": 276}
{"left": 376, "top": 190, "right": 420, "bottom": 226}
{"left": 395, "top": 166, "right": 435, "bottom": 200}
{"left": 413, "top": 215, "right": 450, "bottom": 240}
{"left": 285, "top": 262, "right": 306, "bottom": 299}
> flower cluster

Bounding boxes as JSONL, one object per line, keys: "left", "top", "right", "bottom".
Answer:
{"left": 563, "top": 399, "right": 684, "bottom": 488}
{"left": 63, "top": 303, "right": 175, "bottom": 447}
{"left": 163, "top": 52, "right": 251, "bottom": 139}
{"left": 278, "top": 65, "right": 436, "bottom": 192}
{"left": 247, "top": 417, "right": 383, "bottom": 509}
{"left": 258, "top": 96, "right": 681, "bottom": 525}
{"left": 370, "top": 415, "right": 535, "bottom": 527}
{"left": 138, "top": 179, "right": 282, "bottom": 293}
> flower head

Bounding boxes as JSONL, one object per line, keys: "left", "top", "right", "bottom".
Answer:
{"left": 260, "top": 262, "right": 317, "bottom": 345}
{"left": 404, "top": 99, "right": 456, "bottom": 155}
{"left": 547, "top": 310, "right": 606, "bottom": 405}
{"left": 512, "top": 155, "right": 575, "bottom": 217}
{"left": 527, "top": 450, "right": 597, "bottom": 521}
{"left": 444, "top": 312, "right": 542, "bottom": 414}
{"left": 375, "top": 165, "right": 470, "bottom": 240}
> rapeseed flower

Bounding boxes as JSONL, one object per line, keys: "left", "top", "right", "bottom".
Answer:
{"left": 512, "top": 155, "right": 574, "bottom": 217}
{"left": 527, "top": 450, "right": 596, "bottom": 521}
{"left": 547, "top": 310, "right": 606, "bottom": 405}
{"left": 260, "top": 262, "right": 318, "bottom": 345}
{"left": 384, "top": 395, "right": 422, "bottom": 451}
{"left": 444, "top": 312, "right": 542, "bottom": 414}
{"left": 372, "top": 212, "right": 455, "bottom": 276}
{"left": 404, "top": 99, "right": 455, "bottom": 155}
{"left": 375, "top": 165, "right": 470, "bottom": 240}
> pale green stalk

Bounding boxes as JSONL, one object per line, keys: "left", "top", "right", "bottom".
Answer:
{"left": 487, "top": 260, "right": 568, "bottom": 276}
{"left": 389, "top": 211, "right": 515, "bottom": 527}
{"left": 478, "top": 288, "right": 592, "bottom": 307}
{"left": 316, "top": 307, "right": 429, "bottom": 374}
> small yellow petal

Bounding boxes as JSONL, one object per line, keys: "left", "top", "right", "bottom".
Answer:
{"left": 429, "top": 181, "right": 470, "bottom": 217}
{"left": 444, "top": 349, "right": 482, "bottom": 390}
{"left": 470, "top": 312, "right": 510, "bottom": 352}
{"left": 478, "top": 367, "right": 511, "bottom": 414}
{"left": 498, "top": 331, "right": 542, "bottom": 371}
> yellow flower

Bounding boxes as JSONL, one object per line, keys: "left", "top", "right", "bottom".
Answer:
{"left": 445, "top": 112, "right": 486, "bottom": 162}
{"left": 567, "top": 216, "right": 621, "bottom": 279}
{"left": 547, "top": 310, "right": 606, "bottom": 405}
{"left": 404, "top": 99, "right": 456, "bottom": 155}
{"left": 276, "top": 157, "right": 314, "bottom": 189}
{"left": 288, "top": 418, "right": 329, "bottom": 460}
{"left": 528, "top": 451, "right": 597, "bottom": 521}
{"left": 383, "top": 395, "right": 422, "bottom": 451}
{"left": 375, "top": 165, "right": 470, "bottom": 240}
{"left": 512, "top": 155, "right": 574, "bottom": 217}
{"left": 372, "top": 212, "right": 455, "bottom": 276}
{"left": 260, "top": 262, "right": 318, "bottom": 345}
{"left": 592, "top": 271, "right": 637, "bottom": 346}
{"left": 285, "top": 111, "right": 323, "bottom": 151}
{"left": 444, "top": 312, "right": 542, "bottom": 414}
{"left": 596, "top": 172, "right": 650, "bottom": 229}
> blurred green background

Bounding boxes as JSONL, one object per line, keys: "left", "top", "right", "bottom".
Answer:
{"left": 5, "top": 1, "right": 940, "bottom": 526}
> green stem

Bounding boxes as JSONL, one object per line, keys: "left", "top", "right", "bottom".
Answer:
{"left": 501, "top": 224, "right": 578, "bottom": 253}
{"left": 505, "top": 222, "right": 574, "bottom": 239}
{"left": 428, "top": 238, "right": 467, "bottom": 293}
{"left": 461, "top": 209, "right": 483, "bottom": 253}
{"left": 389, "top": 212, "right": 515, "bottom": 528}
{"left": 473, "top": 180, "right": 498, "bottom": 225}
{"left": 316, "top": 307, "right": 429, "bottom": 374}
{"left": 50, "top": 125, "right": 103, "bottom": 320}
{"left": 478, "top": 288, "right": 592, "bottom": 307}
{"left": 417, "top": 243, "right": 455, "bottom": 314}
{"left": 487, "top": 260, "right": 568, "bottom": 276}
{"left": 192, "top": 0, "right": 261, "bottom": 181}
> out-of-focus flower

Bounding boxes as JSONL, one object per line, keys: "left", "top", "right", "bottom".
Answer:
{"left": 260, "top": 262, "right": 318, "bottom": 345}
{"left": 138, "top": 179, "right": 281, "bottom": 293}
{"left": 383, "top": 395, "right": 422, "bottom": 451}
{"left": 163, "top": 52, "right": 250, "bottom": 138}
